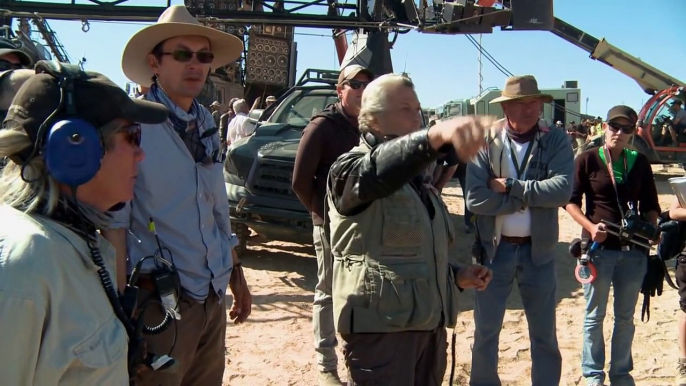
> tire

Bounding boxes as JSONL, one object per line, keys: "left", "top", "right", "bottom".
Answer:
{"left": 234, "top": 222, "right": 250, "bottom": 257}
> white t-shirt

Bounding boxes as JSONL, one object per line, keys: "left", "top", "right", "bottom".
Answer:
{"left": 228, "top": 112, "right": 256, "bottom": 143}
{"left": 501, "top": 133, "right": 533, "bottom": 237}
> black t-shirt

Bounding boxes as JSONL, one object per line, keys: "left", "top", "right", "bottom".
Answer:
{"left": 576, "top": 124, "right": 588, "bottom": 136}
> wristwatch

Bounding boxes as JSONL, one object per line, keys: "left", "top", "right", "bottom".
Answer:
{"left": 505, "top": 178, "right": 514, "bottom": 194}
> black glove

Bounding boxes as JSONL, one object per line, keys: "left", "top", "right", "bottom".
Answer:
{"left": 641, "top": 256, "right": 664, "bottom": 298}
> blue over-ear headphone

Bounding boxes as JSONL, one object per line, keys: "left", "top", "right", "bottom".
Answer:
{"left": 27, "top": 61, "right": 104, "bottom": 187}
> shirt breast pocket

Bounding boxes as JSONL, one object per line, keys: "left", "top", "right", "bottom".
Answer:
{"left": 73, "top": 315, "right": 127, "bottom": 383}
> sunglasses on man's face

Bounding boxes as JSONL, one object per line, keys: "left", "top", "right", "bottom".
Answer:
{"left": 0, "top": 60, "right": 23, "bottom": 71}
{"left": 118, "top": 123, "right": 142, "bottom": 147}
{"left": 607, "top": 122, "right": 635, "bottom": 134}
{"left": 344, "top": 80, "right": 371, "bottom": 90}
{"left": 161, "top": 50, "right": 214, "bottom": 64}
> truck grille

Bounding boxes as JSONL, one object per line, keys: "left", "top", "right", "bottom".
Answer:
{"left": 251, "top": 159, "right": 297, "bottom": 199}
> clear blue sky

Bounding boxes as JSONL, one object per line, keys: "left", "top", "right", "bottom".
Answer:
{"left": 42, "top": 0, "right": 685, "bottom": 118}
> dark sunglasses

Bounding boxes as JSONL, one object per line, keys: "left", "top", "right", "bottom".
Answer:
{"left": 118, "top": 123, "right": 142, "bottom": 147}
{"left": 0, "top": 60, "right": 23, "bottom": 71}
{"left": 344, "top": 80, "right": 370, "bottom": 90}
{"left": 161, "top": 50, "right": 214, "bottom": 64}
{"left": 607, "top": 122, "right": 635, "bottom": 134}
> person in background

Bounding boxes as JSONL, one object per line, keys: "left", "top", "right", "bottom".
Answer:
{"left": 327, "top": 73, "right": 493, "bottom": 385}
{"left": 467, "top": 75, "right": 574, "bottom": 386}
{"left": 265, "top": 95, "right": 276, "bottom": 107}
{"left": 671, "top": 100, "right": 686, "bottom": 134}
{"left": 227, "top": 98, "right": 256, "bottom": 143}
{"left": 0, "top": 37, "right": 33, "bottom": 71}
{"left": 0, "top": 66, "right": 168, "bottom": 384}
{"left": 210, "top": 100, "right": 221, "bottom": 127}
{"left": 220, "top": 96, "right": 239, "bottom": 146}
{"left": 292, "top": 64, "right": 374, "bottom": 386}
{"left": 565, "top": 105, "right": 660, "bottom": 386}
{"left": 104, "top": 5, "right": 251, "bottom": 385}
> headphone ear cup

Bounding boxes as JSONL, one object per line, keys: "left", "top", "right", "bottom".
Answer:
{"left": 44, "top": 118, "right": 103, "bottom": 186}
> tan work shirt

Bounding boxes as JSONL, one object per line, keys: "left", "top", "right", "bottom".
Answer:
{"left": 0, "top": 205, "right": 128, "bottom": 385}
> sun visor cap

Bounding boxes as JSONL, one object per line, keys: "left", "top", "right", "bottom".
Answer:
{"left": 337, "top": 64, "right": 374, "bottom": 85}
{"left": 3, "top": 70, "right": 169, "bottom": 144}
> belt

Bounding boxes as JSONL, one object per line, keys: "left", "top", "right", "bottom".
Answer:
{"left": 135, "top": 276, "right": 156, "bottom": 292}
{"left": 501, "top": 235, "right": 531, "bottom": 245}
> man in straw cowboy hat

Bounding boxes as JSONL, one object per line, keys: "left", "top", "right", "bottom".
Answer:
{"left": 465, "top": 75, "right": 575, "bottom": 386}
{"left": 102, "top": 5, "right": 251, "bottom": 385}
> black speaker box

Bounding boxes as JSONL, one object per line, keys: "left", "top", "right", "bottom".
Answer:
{"left": 246, "top": 34, "right": 291, "bottom": 86}
{"left": 509, "top": 0, "right": 554, "bottom": 31}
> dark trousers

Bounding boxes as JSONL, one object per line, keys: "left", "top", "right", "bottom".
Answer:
{"left": 341, "top": 328, "right": 448, "bottom": 386}
{"left": 456, "top": 163, "right": 473, "bottom": 227}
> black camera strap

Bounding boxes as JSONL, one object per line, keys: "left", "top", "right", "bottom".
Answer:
{"left": 601, "top": 145, "right": 629, "bottom": 222}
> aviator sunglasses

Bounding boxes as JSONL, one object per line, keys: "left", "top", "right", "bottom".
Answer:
{"left": 607, "top": 121, "right": 636, "bottom": 134}
{"left": 119, "top": 123, "right": 142, "bottom": 147}
{"left": 344, "top": 79, "right": 371, "bottom": 90}
{"left": 161, "top": 50, "right": 215, "bottom": 64}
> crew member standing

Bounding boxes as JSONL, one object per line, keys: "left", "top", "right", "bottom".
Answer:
{"left": 327, "top": 73, "right": 493, "bottom": 384}
{"left": 292, "top": 64, "right": 374, "bottom": 386}
{"left": 103, "top": 6, "right": 252, "bottom": 385}
{"left": 565, "top": 105, "right": 660, "bottom": 386}
{"left": 467, "top": 75, "right": 574, "bottom": 386}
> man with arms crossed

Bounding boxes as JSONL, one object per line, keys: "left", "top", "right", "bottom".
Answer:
{"left": 292, "top": 64, "right": 374, "bottom": 386}
{"left": 103, "top": 5, "right": 252, "bottom": 385}
{"left": 466, "top": 75, "right": 574, "bottom": 386}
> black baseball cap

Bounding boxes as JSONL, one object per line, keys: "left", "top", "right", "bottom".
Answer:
{"left": 0, "top": 38, "right": 33, "bottom": 67}
{"left": 3, "top": 67, "right": 169, "bottom": 148}
{"left": 606, "top": 105, "right": 638, "bottom": 124}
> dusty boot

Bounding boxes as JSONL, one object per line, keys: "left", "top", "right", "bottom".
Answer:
{"left": 317, "top": 370, "right": 344, "bottom": 386}
{"left": 677, "top": 358, "right": 686, "bottom": 386}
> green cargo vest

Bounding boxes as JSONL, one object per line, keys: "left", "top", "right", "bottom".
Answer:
{"left": 326, "top": 142, "right": 461, "bottom": 335}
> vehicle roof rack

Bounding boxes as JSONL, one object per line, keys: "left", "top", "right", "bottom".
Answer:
{"left": 296, "top": 68, "right": 340, "bottom": 87}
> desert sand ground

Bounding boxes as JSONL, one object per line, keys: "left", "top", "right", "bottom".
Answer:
{"left": 222, "top": 165, "right": 685, "bottom": 386}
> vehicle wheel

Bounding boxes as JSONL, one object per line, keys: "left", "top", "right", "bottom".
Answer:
{"left": 234, "top": 223, "right": 250, "bottom": 257}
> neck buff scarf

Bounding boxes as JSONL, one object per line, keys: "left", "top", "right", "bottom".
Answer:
{"left": 146, "top": 81, "right": 220, "bottom": 163}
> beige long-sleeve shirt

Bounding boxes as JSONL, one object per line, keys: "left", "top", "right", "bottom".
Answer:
{"left": 0, "top": 204, "right": 128, "bottom": 385}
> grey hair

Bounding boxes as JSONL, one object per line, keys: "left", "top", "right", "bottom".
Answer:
{"left": 232, "top": 99, "right": 249, "bottom": 113}
{"left": 0, "top": 128, "right": 61, "bottom": 214}
{"left": 358, "top": 74, "right": 415, "bottom": 133}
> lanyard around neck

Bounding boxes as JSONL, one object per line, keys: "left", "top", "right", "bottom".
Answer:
{"left": 506, "top": 135, "right": 535, "bottom": 179}
{"left": 602, "top": 145, "right": 628, "bottom": 218}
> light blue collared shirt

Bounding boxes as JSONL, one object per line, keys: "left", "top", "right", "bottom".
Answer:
{"left": 109, "top": 107, "right": 239, "bottom": 302}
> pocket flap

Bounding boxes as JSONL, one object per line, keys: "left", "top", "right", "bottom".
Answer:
{"left": 73, "top": 316, "right": 126, "bottom": 369}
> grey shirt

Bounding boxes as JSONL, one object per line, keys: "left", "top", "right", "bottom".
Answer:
{"left": 109, "top": 115, "right": 239, "bottom": 302}
{"left": 466, "top": 125, "right": 574, "bottom": 265}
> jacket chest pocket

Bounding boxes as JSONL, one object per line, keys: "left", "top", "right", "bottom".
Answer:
{"left": 370, "top": 257, "right": 433, "bottom": 328}
{"left": 381, "top": 191, "right": 423, "bottom": 249}
{"left": 72, "top": 315, "right": 127, "bottom": 384}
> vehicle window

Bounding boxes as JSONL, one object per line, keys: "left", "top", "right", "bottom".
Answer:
{"left": 269, "top": 90, "right": 339, "bottom": 128}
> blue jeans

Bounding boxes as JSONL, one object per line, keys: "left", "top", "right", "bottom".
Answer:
{"left": 581, "top": 248, "right": 647, "bottom": 386}
{"left": 470, "top": 241, "right": 561, "bottom": 386}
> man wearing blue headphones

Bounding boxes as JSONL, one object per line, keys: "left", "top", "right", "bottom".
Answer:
{"left": 0, "top": 63, "right": 168, "bottom": 384}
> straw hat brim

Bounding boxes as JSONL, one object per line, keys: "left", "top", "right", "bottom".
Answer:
{"left": 122, "top": 22, "right": 243, "bottom": 86}
{"left": 490, "top": 93, "right": 553, "bottom": 104}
